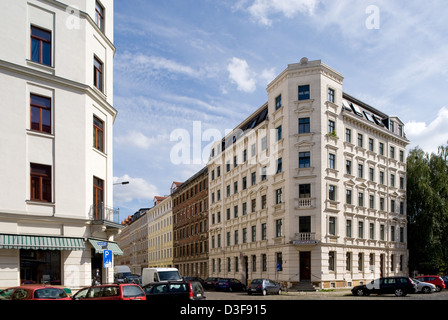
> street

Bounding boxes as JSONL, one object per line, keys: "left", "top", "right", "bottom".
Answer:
{"left": 204, "top": 289, "right": 448, "bottom": 300}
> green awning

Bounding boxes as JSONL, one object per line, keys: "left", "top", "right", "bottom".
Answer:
{"left": 88, "top": 238, "right": 123, "bottom": 255}
{"left": 0, "top": 234, "right": 85, "bottom": 251}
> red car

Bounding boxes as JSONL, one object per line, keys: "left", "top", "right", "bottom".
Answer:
{"left": 415, "top": 275, "right": 446, "bottom": 292}
{"left": 0, "top": 285, "right": 71, "bottom": 300}
{"left": 72, "top": 283, "right": 146, "bottom": 300}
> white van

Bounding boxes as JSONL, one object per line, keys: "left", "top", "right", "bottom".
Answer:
{"left": 141, "top": 267, "right": 181, "bottom": 286}
{"left": 114, "top": 265, "right": 132, "bottom": 284}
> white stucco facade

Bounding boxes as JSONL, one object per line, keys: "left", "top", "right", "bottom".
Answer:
{"left": 208, "top": 58, "right": 409, "bottom": 289}
{"left": 0, "top": 0, "right": 120, "bottom": 288}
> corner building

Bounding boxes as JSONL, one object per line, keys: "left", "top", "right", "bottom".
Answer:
{"left": 0, "top": 0, "right": 120, "bottom": 287}
{"left": 208, "top": 58, "right": 409, "bottom": 289}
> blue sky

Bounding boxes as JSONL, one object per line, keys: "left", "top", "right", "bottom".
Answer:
{"left": 112, "top": 0, "right": 448, "bottom": 221}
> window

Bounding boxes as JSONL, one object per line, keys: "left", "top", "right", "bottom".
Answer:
{"left": 275, "top": 94, "right": 282, "bottom": 110}
{"left": 346, "top": 160, "right": 352, "bottom": 175}
{"left": 328, "top": 88, "right": 335, "bottom": 103}
{"left": 358, "top": 221, "right": 364, "bottom": 239}
{"left": 329, "top": 153, "right": 335, "bottom": 169}
{"left": 370, "top": 223, "right": 375, "bottom": 240}
{"left": 30, "top": 94, "right": 51, "bottom": 134}
{"left": 298, "top": 85, "right": 310, "bottom": 100}
{"left": 276, "top": 158, "right": 282, "bottom": 174}
{"left": 358, "top": 192, "right": 364, "bottom": 207}
{"left": 299, "top": 184, "right": 311, "bottom": 198}
{"left": 329, "top": 251, "right": 335, "bottom": 271}
{"left": 358, "top": 253, "right": 363, "bottom": 271}
{"left": 261, "top": 223, "right": 267, "bottom": 240}
{"left": 251, "top": 172, "right": 256, "bottom": 185}
{"left": 379, "top": 142, "right": 384, "bottom": 155}
{"left": 261, "top": 167, "right": 267, "bottom": 181}
{"left": 328, "top": 185, "right": 336, "bottom": 201}
{"left": 346, "top": 189, "right": 352, "bottom": 204}
{"left": 299, "top": 152, "right": 310, "bottom": 168}
{"left": 275, "top": 219, "right": 282, "bottom": 237}
{"left": 93, "top": 116, "right": 104, "bottom": 152}
{"left": 93, "top": 177, "right": 104, "bottom": 219}
{"left": 328, "top": 120, "right": 335, "bottom": 134}
{"left": 261, "top": 136, "right": 267, "bottom": 151}
{"left": 369, "top": 168, "right": 374, "bottom": 181}
{"left": 357, "top": 134, "right": 363, "bottom": 148}
{"left": 346, "top": 252, "right": 352, "bottom": 271}
{"left": 276, "top": 125, "right": 282, "bottom": 141}
{"left": 299, "top": 216, "right": 311, "bottom": 233}
{"left": 276, "top": 252, "right": 283, "bottom": 271}
{"left": 94, "top": 56, "right": 104, "bottom": 92}
{"left": 30, "top": 163, "right": 52, "bottom": 202}
{"left": 346, "top": 219, "right": 352, "bottom": 237}
{"left": 261, "top": 195, "right": 267, "bottom": 209}
{"left": 275, "top": 188, "right": 282, "bottom": 204}
{"left": 329, "top": 217, "right": 336, "bottom": 235}
{"left": 262, "top": 254, "right": 267, "bottom": 271}
{"left": 358, "top": 164, "right": 363, "bottom": 179}
{"left": 251, "top": 226, "right": 256, "bottom": 242}
{"left": 95, "top": 1, "right": 105, "bottom": 31}
{"left": 390, "top": 146, "right": 395, "bottom": 159}
{"left": 31, "top": 26, "right": 51, "bottom": 66}
{"left": 298, "top": 118, "right": 310, "bottom": 134}
{"left": 346, "top": 128, "right": 352, "bottom": 143}
{"left": 368, "top": 138, "right": 374, "bottom": 152}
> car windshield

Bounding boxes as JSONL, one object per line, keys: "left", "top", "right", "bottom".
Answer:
{"left": 158, "top": 271, "right": 181, "bottom": 281}
{"left": 34, "top": 288, "right": 67, "bottom": 299}
{"left": 251, "top": 279, "right": 262, "bottom": 284}
{"left": 123, "top": 285, "right": 145, "bottom": 298}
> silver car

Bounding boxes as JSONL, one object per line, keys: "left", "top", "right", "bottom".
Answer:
{"left": 412, "top": 278, "right": 436, "bottom": 294}
{"left": 247, "top": 279, "right": 282, "bottom": 296}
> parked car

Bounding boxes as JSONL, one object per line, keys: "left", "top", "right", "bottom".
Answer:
{"left": 123, "top": 274, "right": 142, "bottom": 285}
{"left": 215, "top": 278, "right": 246, "bottom": 292}
{"left": 247, "top": 279, "right": 282, "bottom": 296}
{"left": 204, "top": 277, "right": 220, "bottom": 290}
{"left": 142, "top": 281, "right": 205, "bottom": 301}
{"left": 351, "top": 277, "right": 416, "bottom": 297}
{"left": 72, "top": 283, "right": 146, "bottom": 300}
{"left": 411, "top": 278, "right": 436, "bottom": 294}
{"left": 183, "top": 276, "right": 205, "bottom": 287}
{"left": 441, "top": 276, "right": 448, "bottom": 289}
{"left": 0, "top": 285, "right": 71, "bottom": 300}
{"left": 415, "top": 275, "right": 446, "bottom": 292}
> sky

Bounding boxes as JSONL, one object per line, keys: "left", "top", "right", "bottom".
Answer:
{"left": 112, "top": 0, "right": 448, "bottom": 222}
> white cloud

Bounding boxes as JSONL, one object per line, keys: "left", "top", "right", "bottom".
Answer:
{"left": 113, "top": 175, "right": 159, "bottom": 204}
{"left": 406, "top": 107, "right": 448, "bottom": 154}
{"left": 115, "top": 130, "right": 169, "bottom": 150}
{"left": 245, "top": 0, "right": 319, "bottom": 26}
{"left": 227, "top": 57, "right": 257, "bottom": 93}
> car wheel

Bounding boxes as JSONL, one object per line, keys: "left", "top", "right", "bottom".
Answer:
{"left": 394, "top": 289, "right": 406, "bottom": 297}
{"left": 247, "top": 291, "right": 252, "bottom": 295}
{"left": 355, "top": 289, "right": 365, "bottom": 296}
{"left": 435, "top": 286, "right": 442, "bottom": 292}
{"left": 422, "top": 286, "right": 431, "bottom": 294}
{"left": 229, "top": 287, "right": 233, "bottom": 292}
{"left": 262, "top": 289, "right": 267, "bottom": 296}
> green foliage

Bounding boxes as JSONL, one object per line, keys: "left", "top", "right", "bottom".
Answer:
{"left": 407, "top": 144, "right": 448, "bottom": 274}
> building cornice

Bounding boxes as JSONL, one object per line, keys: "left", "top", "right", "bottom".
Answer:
{"left": 0, "top": 59, "right": 118, "bottom": 120}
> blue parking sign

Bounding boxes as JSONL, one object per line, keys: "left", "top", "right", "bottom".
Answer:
{"left": 103, "top": 250, "right": 112, "bottom": 268}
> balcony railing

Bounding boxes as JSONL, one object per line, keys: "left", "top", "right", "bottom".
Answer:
{"left": 89, "top": 203, "right": 120, "bottom": 224}
{"left": 291, "top": 233, "right": 318, "bottom": 245}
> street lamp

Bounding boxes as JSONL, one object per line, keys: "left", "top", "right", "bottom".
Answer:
{"left": 113, "top": 181, "right": 129, "bottom": 185}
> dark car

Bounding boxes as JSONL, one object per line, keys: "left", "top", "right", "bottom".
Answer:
{"left": 142, "top": 281, "right": 206, "bottom": 301}
{"left": 441, "top": 276, "right": 448, "bottom": 289}
{"left": 183, "top": 276, "right": 205, "bottom": 286}
{"left": 204, "top": 277, "right": 220, "bottom": 290}
{"left": 215, "top": 278, "right": 246, "bottom": 292}
{"left": 72, "top": 284, "right": 146, "bottom": 300}
{"left": 247, "top": 279, "right": 282, "bottom": 296}
{"left": 0, "top": 285, "right": 71, "bottom": 300}
{"left": 352, "top": 277, "right": 416, "bottom": 297}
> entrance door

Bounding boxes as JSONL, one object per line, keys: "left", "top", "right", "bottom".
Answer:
{"left": 300, "top": 252, "right": 311, "bottom": 281}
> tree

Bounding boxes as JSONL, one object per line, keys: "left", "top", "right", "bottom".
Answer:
{"left": 407, "top": 144, "right": 448, "bottom": 274}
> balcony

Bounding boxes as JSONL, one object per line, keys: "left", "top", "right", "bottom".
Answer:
{"left": 89, "top": 203, "right": 122, "bottom": 228}
{"left": 291, "top": 233, "right": 318, "bottom": 245}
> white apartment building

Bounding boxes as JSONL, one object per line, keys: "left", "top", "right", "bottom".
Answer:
{"left": 0, "top": 0, "right": 121, "bottom": 288}
{"left": 208, "top": 58, "right": 409, "bottom": 289}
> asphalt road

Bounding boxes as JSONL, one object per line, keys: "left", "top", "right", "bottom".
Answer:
{"left": 204, "top": 288, "right": 448, "bottom": 300}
